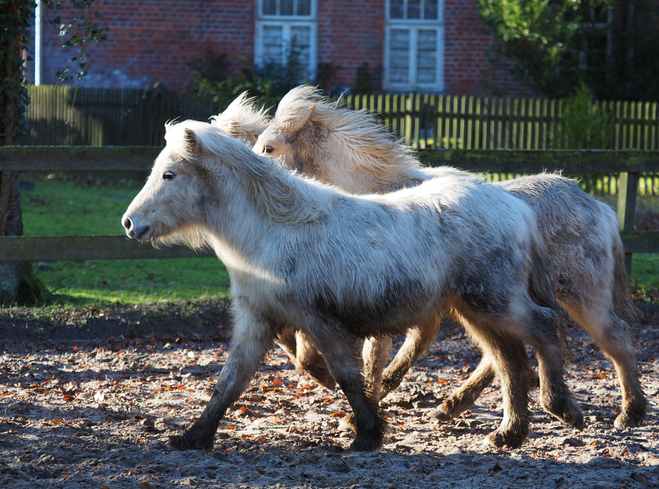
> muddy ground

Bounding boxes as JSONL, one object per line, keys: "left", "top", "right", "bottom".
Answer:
{"left": 0, "top": 300, "right": 658, "bottom": 489}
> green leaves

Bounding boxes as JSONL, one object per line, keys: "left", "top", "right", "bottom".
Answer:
{"left": 46, "top": 0, "right": 109, "bottom": 81}
{"left": 477, "top": 0, "right": 610, "bottom": 98}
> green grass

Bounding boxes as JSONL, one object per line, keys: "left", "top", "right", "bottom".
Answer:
{"left": 631, "top": 254, "right": 659, "bottom": 298}
{"left": 21, "top": 174, "right": 230, "bottom": 306}
{"left": 16, "top": 173, "right": 659, "bottom": 308}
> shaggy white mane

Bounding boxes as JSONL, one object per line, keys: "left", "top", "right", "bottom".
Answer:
{"left": 274, "top": 85, "right": 423, "bottom": 189}
{"left": 165, "top": 120, "right": 331, "bottom": 225}
{"left": 210, "top": 92, "right": 271, "bottom": 146}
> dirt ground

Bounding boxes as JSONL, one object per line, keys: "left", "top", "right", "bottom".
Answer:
{"left": 0, "top": 300, "right": 658, "bottom": 489}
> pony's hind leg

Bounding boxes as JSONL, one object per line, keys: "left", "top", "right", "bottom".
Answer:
{"left": 516, "top": 302, "right": 584, "bottom": 430}
{"left": 430, "top": 355, "right": 539, "bottom": 422}
{"left": 457, "top": 322, "right": 532, "bottom": 448}
{"left": 305, "top": 319, "right": 386, "bottom": 452}
{"left": 563, "top": 301, "right": 648, "bottom": 429}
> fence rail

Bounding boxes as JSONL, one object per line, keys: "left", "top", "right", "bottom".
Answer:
{"left": 1, "top": 147, "right": 657, "bottom": 276}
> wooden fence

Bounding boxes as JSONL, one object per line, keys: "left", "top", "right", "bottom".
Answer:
{"left": 22, "top": 86, "right": 224, "bottom": 147}
{"left": 22, "top": 86, "right": 659, "bottom": 151}
{"left": 21, "top": 86, "right": 659, "bottom": 197}
{"left": 346, "top": 94, "right": 659, "bottom": 151}
{"left": 0, "top": 147, "right": 657, "bottom": 278}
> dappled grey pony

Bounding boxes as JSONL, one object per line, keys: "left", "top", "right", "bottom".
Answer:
{"left": 122, "top": 120, "right": 582, "bottom": 451}
{"left": 252, "top": 85, "right": 647, "bottom": 430}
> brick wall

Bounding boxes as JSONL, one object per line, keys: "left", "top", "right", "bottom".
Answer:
{"left": 26, "top": 0, "right": 534, "bottom": 96}
{"left": 317, "top": 0, "right": 385, "bottom": 90}
{"left": 27, "top": 0, "right": 256, "bottom": 91}
{"left": 443, "top": 0, "right": 538, "bottom": 97}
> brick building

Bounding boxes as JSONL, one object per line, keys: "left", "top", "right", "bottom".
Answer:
{"left": 26, "top": 0, "right": 533, "bottom": 96}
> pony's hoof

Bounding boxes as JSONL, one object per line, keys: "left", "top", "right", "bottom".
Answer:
{"left": 338, "top": 413, "right": 356, "bottom": 432}
{"left": 303, "top": 365, "right": 336, "bottom": 391}
{"left": 484, "top": 428, "right": 527, "bottom": 449}
{"left": 571, "top": 411, "right": 585, "bottom": 431}
{"left": 349, "top": 434, "right": 383, "bottom": 452}
{"left": 543, "top": 397, "right": 584, "bottom": 430}
{"left": 428, "top": 405, "right": 453, "bottom": 422}
{"left": 169, "top": 433, "right": 214, "bottom": 451}
{"left": 614, "top": 406, "right": 647, "bottom": 430}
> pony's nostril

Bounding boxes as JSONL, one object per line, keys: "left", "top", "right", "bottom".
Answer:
{"left": 123, "top": 217, "right": 133, "bottom": 231}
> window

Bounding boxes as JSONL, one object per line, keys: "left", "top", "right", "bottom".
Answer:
{"left": 385, "top": 0, "right": 444, "bottom": 91}
{"left": 578, "top": 5, "right": 613, "bottom": 77}
{"left": 255, "top": 0, "right": 317, "bottom": 79}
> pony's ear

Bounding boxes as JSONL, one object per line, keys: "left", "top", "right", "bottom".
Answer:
{"left": 184, "top": 128, "right": 201, "bottom": 153}
{"left": 222, "top": 121, "right": 241, "bottom": 139}
{"left": 282, "top": 104, "right": 315, "bottom": 134}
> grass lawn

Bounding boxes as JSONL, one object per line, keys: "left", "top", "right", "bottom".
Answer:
{"left": 21, "top": 174, "right": 230, "bottom": 306}
{"left": 15, "top": 173, "right": 659, "bottom": 308}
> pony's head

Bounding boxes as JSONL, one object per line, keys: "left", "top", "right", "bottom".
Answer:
{"left": 123, "top": 119, "right": 331, "bottom": 248}
{"left": 122, "top": 120, "right": 255, "bottom": 248}
{"left": 211, "top": 92, "right": 271, "bottom": 147}
{"left": 253, "top": 85, "right": 423, "bottom": 194}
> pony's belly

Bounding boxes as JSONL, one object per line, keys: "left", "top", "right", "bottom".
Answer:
{"left": 312, "top": 288, "right": 440, "bottom": 339}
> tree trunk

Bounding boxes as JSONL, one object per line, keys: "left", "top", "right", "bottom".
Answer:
{"left": 0, "top": 0, "right": 48, "bottom": 305}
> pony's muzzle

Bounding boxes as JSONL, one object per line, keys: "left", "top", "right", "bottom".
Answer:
{"left": 122, "top": 216, "right": 151, "bottom": 240}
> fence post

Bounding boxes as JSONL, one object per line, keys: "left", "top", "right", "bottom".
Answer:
{"left": 617, "top": 172, "right": 640, "bottom": 278}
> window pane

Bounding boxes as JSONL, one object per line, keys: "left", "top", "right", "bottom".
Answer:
{"left": 423, "top": 0, "right": 438, "bottom": 20}
{"left": 390, "top": 0, "right": 404, "bottom": 19}
{"left": 297, "top": 0, "right": 310, "bottom": 16}
{"left": 291, "top": 26, "right": 311, "bottom": 74}
{"left": 417, "top": 29, "right": 436, "bottom": 83}
{"left": 389, "top": 29, "right": 410, "bottom": 84}
{"left": 281, "top": 0, "right": 293, "bottom": 15}
{"left": 263, "top": 0, "right": 276, "bottom": 15}
{"left": 263, "top": 25, "right": 284, "bottom": 63}
{"left": 407, "top": 0, "right": 421, "bottom": 19}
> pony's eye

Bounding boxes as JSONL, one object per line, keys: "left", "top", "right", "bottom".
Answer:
{"left": 163, "top": 171, "right": 175, "bottom": 181}
{"left": 263, "top": 145, "right": 274, "bottom": 155}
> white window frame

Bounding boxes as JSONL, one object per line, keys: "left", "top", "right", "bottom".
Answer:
{"left": 255, "top": 0, "right": 318, "bottom": 80}
{"left": 384, "top": 0, "right": 445, "bottom": 92}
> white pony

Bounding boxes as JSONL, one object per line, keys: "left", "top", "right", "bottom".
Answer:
{"left": 252, "top": 85, "right": 647, "bottom": 430}
{"left": 122, "top": 120, "right": 582, "bottom": 451}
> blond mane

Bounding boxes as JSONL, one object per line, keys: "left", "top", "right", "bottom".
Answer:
{"left": 211, "top": 92, "right": 271, "bottom": 147}
{"left": 166, "top": 120, "right": 330, "bottom": 225}
{"left": 272, "top": 85, "right": 424, "bottom": 193}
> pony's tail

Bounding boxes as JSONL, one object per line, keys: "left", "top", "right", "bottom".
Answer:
{"left": 611, "top": 232, "right": 642, "bottom": 326}
{"left": 527, "top": 233, "right": 571, "bottom": 359}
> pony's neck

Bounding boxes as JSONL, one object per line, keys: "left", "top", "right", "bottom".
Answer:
{"left": 204, "top": 155, "right": 333, "bottom": 277}
{"left": 323, "top": 132, "right": 425, "bottom": 194}
{"left": 240, "top": 155, "right": 332, "bottom": 225}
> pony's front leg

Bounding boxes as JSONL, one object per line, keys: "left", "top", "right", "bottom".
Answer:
{"left": 294, "top": 330, "right": 337, "bottom": 390}
{"left": 380, "top": 318, "right": 441, "bottom": 398}
{"left": 340, "top": 336, "right": 392, "bottom": 432}
{"left": 429, "top": 356, "right": 496, "bottom": 421}
{"left": 306, "top": 319, "right": 386, "bottom": 451}
{"left": 169, "top": 308, "right": 275, "bottom": 451}
{"left": 276, "top": 328, "right": 337, "bottom": 390}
